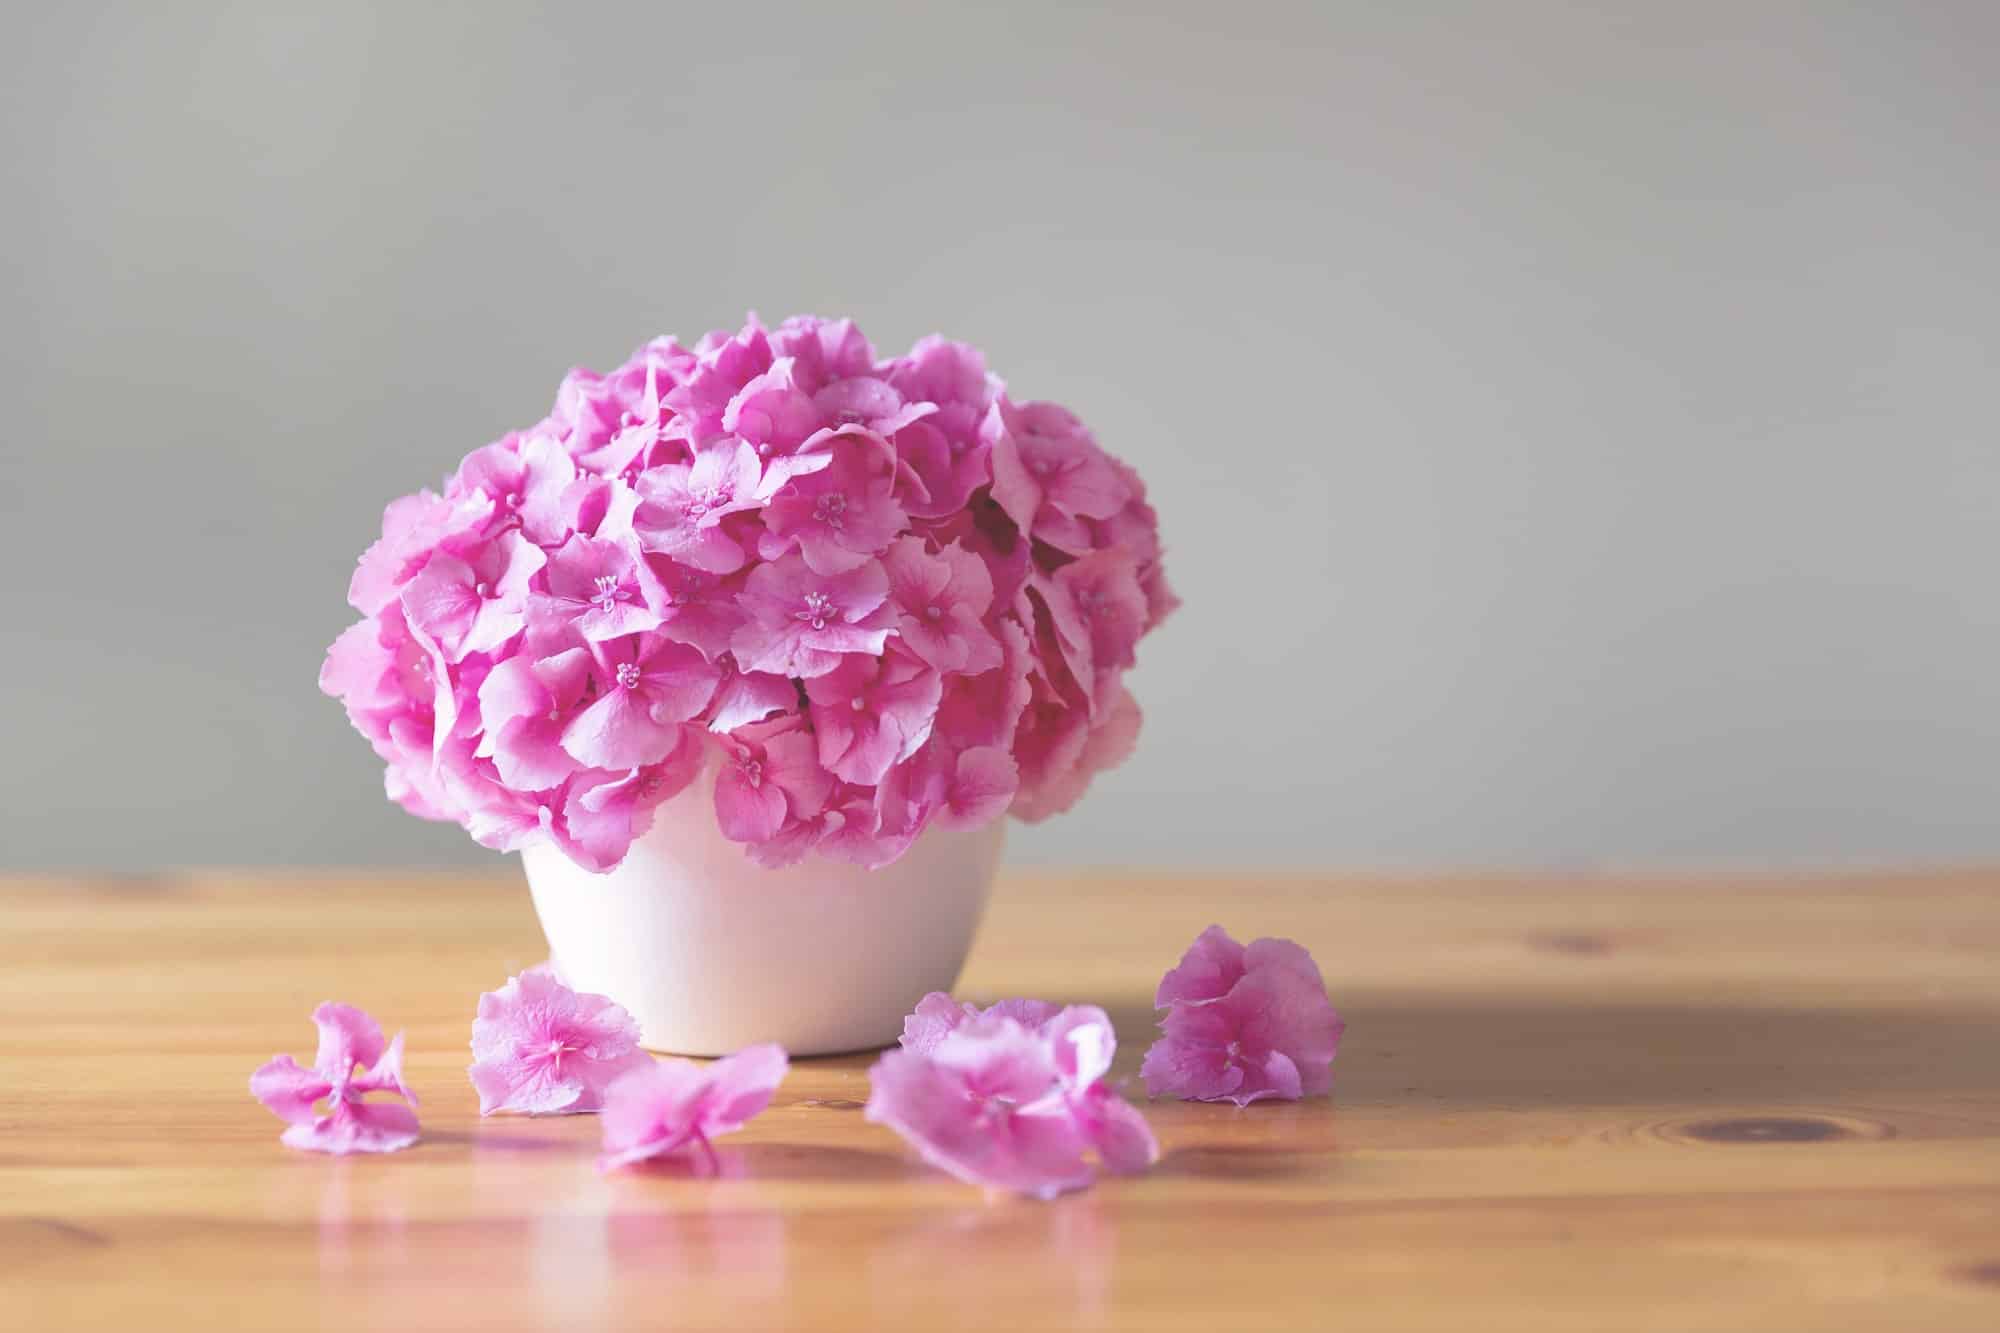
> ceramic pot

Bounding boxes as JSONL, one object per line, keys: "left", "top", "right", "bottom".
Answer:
{"left": 520, "top": 766, "right": 1004, "bottom": 1056}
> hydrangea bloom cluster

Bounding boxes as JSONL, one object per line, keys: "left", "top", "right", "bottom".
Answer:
{"left": 323, "top": 316, "right": 1174, "bottom": 872}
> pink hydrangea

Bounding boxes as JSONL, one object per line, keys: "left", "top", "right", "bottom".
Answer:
{"left": 598, "top": 1044, "right": 789, "bottom": 1173}
{"left": 1140, "top": 926, "right": 1345, "bottom": 1107}
{"left": 250, "top": 1003, "right": 420, "bottom": 1154}
{"left": 468, "top": 969, "right": 653, "bottom": 1115}
{"left": 323, "top": 315, "right": 1174, "bottom": 873}
{"left": 867, "top": 995, "right": 1158, "bottom": 1198}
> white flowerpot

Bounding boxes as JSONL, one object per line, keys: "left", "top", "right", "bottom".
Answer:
{"left": 519, "top": 767, "right": 1005, "bottom": 1056}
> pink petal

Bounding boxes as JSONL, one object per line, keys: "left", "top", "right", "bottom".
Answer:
{"left": 597, "top": 1044, "right": 789, "bottom": 1172}
{"left": 561, "top": 687, "right": 680, "bottom": 770}
{"left": 248, "top": 1055, "right": 331, "bottom": 1127}
{"left": 1153, "top": 924, "right": 1248, "bottom": 1008}
{"left": 282, "top": 1099, "right": 421, "bottom": 1155}
{"left": 310, "top": 1001, "right": 388, "bottom": 1082}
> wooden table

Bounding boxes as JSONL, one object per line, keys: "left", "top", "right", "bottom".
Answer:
{"left": 3, "top": 869, "right": 1998, "bottom": 1331}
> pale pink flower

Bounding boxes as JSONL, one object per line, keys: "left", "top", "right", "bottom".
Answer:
{"left": 866, "top": 1003, "right": 1156, "bottom": 1198}
{"left": 474, "top": 648, "right": 593, "bottom": 791}
{"left": 399, "top": 530, "right": 547, "bottom": 663}
{"left": 468, "top": 970, "right": 651, "bottom": 1115}
{"left": 347, "top": 488, "right": 493, "bottom": 616}
{"left": 557, "top": 738, "right": 706, "bottom": 871}
{"left": 730, "top": 552, "right": 892, "bottom": 679}
{"left": 703, "top": 654, "right": 797, "bottom": 734}
{"left": 769, "top": 314, "right": 876, "bottom": 392}
{"left": 560, "top": 633, "right": 721, "bottom": 770}
{"left": 250, "top": 1003, "right": 420, "bottom": 1154}
{"left": 630, "top": 440, "right": 818, "bottom": 573}
{"left": 880, "top": 536, "right": 1000, "bottom": 674}
{"left": 649, "top": 560, "right": 745, "bottom": 662}
{"left": 450, "top": 432, "right": 577, "bottom": 546}
{"left": 1140, "top": 926, "right": 1344, "bottom": 1107}
{"left": 532, "top": 533, "right": 668, "bottom": 643}
{"left": 713, "top": 717, "right": 833, "bottom": 844}
{"left": 758, "top": 433, "right": 908, "bottom": 574}
{"left": 877, "top": 744, "right": 1019, "bottom": 839}
{"left": 804, "top": 648, "right": 942, "bottom": 786}
{"left": 598, "top": 1044, "right": 790, "bottom": 1173}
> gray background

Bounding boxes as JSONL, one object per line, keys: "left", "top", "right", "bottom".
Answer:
{"left": 4, "top": 2, "right": 1996, "bottom": 871}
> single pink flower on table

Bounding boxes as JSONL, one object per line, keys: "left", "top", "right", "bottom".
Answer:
{"left": 869, "top": 1000, "right": 1158, "bottom": 1197}
{"left": 560, "top": 632, "right": 721, "bottom": 770}
{"left": 598, "top": 1044, "right": 790, "bottom": 1173}
{"left": 1140, "top": 926, "right": 1344, "bottom": 1107}
{"left": 469, "top": 969, "right": 653, "bottom": 1115}
{"left": 250, "top": 1003, "right": 420, "bottom": 1154}
{"left": 866, "top": 1015, "right": 1095, "bottom": 1199}
{"left": 880, "top": 536, "right": 1000, "bottom": 674}
{"left": 730, "top": 552, "right": 892, "bottom": 679}
{"left": 804, "top": 648, "right": 942, "bottom": 786}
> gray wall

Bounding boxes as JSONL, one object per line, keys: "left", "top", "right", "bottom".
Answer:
{"left": 5, "top": 2, "right": 1996, "bottom": 871}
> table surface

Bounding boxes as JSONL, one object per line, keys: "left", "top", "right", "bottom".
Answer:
{"left": 3, "top": 867, "right": 1998, "bottom": 1331}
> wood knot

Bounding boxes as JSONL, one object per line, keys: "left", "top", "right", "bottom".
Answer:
{"left": 1679, "top": 1116, "right": 1851, "bottom": 1144}
{"left": 1532, "top": 931, "right": 1615, "bottom": 956}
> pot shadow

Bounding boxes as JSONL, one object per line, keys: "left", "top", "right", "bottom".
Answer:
{"left": 1095, "top": 992, "right": 2000, "bottom": 1110}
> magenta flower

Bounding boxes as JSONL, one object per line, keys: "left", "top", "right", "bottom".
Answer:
{"left": 533, "top": 534, "right": 668, "bottom": 643}
{"left": 558, "top": 741, "right": 705, "bottom": 871}
{"left": 631, "top": 440, "right": 822, "bottom": 573}
{"left": 713, "top": 718, "right": 833, "bottom": 844}
{"left": 804, "top": 648, "right": 942, "bottom": 786}
{"left": 1140, "top": 926, "right": 1345, "bottom": 1107}
{"left": 450, "top": 432, "right": 577, "bottom": 546}
{"left": 399, "top": 530, "right": 547, "bottom": 663}
{"left": 560, "top": 633, "right": 721, "bottom": 770}
{"left": 730, "top": 552, "right": 892, "bottom": 679}
{"left": 474, "top": 648, "right": 592, "bottom": 791}
{"left": 598, "top": 1044, "right": 790, "bottom": 1173}
{"left": 865, "top": 1003, "right": 1157, "bottom": 1199}
{"left": 759, "top": 433, "right": 908, "bottom": 575}
{"left": 250, "top": 1003, "right": 420, "bottom": 1155}
{"left": 468, "top": 969, "right": 653, "bottom": 1116}
{"left": 987, "top": 400, "right": 1131, "bottom": 556}
{"left": 880, "top": 537, "right": 1000, "bottom": 674}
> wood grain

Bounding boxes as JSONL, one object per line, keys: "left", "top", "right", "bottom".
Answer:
{"left": 3, "top": 868, "right": 1998, "bottom": 1331}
